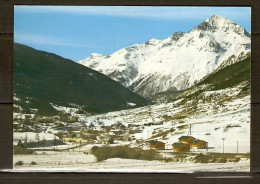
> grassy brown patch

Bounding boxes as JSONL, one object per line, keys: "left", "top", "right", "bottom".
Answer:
{"left": 91, "top": 146, "right": 161, "bottom": 162}
{"left": 13, "top": 145, "right": 34, "bottom": 155}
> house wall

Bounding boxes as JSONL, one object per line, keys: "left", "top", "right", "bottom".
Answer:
{"left": 173, "top": 145, "right": 190, "bottom": 152}
{"left": 196, "top": 141, "right": 207, "bottom": 148}
{"left": 190, "top": 141, "right": 207, "bottom": 148}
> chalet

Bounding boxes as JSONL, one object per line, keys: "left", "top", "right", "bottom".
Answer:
{"left": 128, "top": 124, "right": 141, "bottom": 128}
{"left": 75, "top": 133, "right": 81, "bottom": 138}
{"left": 129, "top": 129, "right": 140, "bottom": 134}
{"left": 36, "top": 117, "right": 53, "bottom": 124}
{"left": 48, "top": 123, "right": 55, "bottom": 127}
{"left": 67, "top": 131, "right": 77, "bottom": 138}
{"left": 190, "top": 139, "right": 208, "bottom": 148}
{"left": 111, "top": 130, "right": 124, "bottom": 135}
{"left": 83, "top": 133, "right": 97, "bottom": 140}
{"left": 62, "top": 133, "right": 68, "bottom": 138}
{"left": 68, "top": 116, "right": 78, "bottom": 123}
{"left": 101, "top": 126, "right": 111, "bottom": 132}
{"left": 113, "top": 132, "right": 129, "bottom": 141}
{"left": 70, "top": 132, "right": 77, "bottom": 138}
{"left": 178, "top": 136, "right": 195, "bottom": 144}
{"left": 172, "top": 142, "right": 190, "bottom": 152}
{"left": 114, "top": 135, "right": 124, "bottom": 141}
{"left": 149, "top": 140, "right": 165, "bottom": 150}
{"left": 86, "top": 129, "right": 99, "bottom": 134}
{"left": 130, "top": 135, "right": 136, "bottom": 140}
{"left": 111, "top": 122, "right": 126, "bottom": 130}
{"left": 97, "top": 136, "right": 114, "bottom": 144}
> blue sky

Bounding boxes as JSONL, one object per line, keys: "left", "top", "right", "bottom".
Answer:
{"left": 14, "top": 6, "right": 251, "bottom": 62}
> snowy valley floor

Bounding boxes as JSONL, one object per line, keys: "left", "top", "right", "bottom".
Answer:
{"left": 13, "top": 149, "right": 249, "bottom": 172}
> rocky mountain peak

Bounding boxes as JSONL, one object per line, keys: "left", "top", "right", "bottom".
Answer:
{"left": 194, "top": 15, "right": 228, "bottom": 32}
{"left": 78, "top": 15, "right": 251, "bottom": 98}
{"left": 194, "top": 15, "right": 250, "bottom": 37}
{"left": 206, "top": 14, "right": 229, "bottom": 23}
{"left": 170, "top": 32, "right": 184, "bottom": 41}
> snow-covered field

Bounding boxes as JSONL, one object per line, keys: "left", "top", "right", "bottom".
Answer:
{"left": 13, "top": 149, "right": 249, "bottom": 172}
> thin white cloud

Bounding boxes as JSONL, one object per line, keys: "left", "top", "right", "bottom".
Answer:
{"left": 14, "top": 32, "right": 94, "bottom": 48}
{"left": 14, "top": 6, "right": 250, "bottom": 21}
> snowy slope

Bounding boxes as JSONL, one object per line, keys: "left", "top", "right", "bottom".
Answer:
{"left": 78, "top": 15, "right": 250, "bottom": 97}
{"left": 77, "top": 81, "right": 250, "bottom": 154}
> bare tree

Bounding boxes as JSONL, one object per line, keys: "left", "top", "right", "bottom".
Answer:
{"left": 222, "top": 138, "right": 225, "bottom": 153}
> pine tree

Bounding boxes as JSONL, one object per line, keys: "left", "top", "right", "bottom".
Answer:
{"left": 35, "top": 133, "right": 40, "bottom": 147}
{"left": 23, "top": 133, "right": 28, "bottom": 148}
{"left": 42, "top": 136, "right": 46, "bottom": 147}
{"left": 53, "top": 135, "right": 57, "bottom": 145}
{"left": 24, "top": 116, "right": 31, "bottom": 125}
{"left": 17, "top": 139, "right": 24, "bottom": 148}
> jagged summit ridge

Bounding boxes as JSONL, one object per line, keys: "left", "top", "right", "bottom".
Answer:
{"left": 78, "top": 15, "right": 250, "bottom": 98}
{"left": 194, "top": 15, "right": 250, "bottom": 37}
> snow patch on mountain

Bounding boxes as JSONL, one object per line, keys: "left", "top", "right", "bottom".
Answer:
{"left": 126, "top": 102, "right": 136, "bottom": 107}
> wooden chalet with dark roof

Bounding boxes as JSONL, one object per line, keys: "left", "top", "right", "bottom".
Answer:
{"left": 172, "top": 142, "right": 190, "bottom": 152}
{"left": 148, "top": 140, "right": 165, "bottom": 150}
{"left": 190, "top": 139, "right": 208, "bottom": 148}
{"left": 178, "top": 136, "right": 195, "bottom": 144}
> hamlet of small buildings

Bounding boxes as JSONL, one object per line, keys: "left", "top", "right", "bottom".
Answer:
{"left": 13, "top": 112, "right": 209, "bottom": 153}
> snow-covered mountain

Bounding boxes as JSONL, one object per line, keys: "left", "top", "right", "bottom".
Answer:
{"left": 78, "top": 15, "right": 251, "bottom": 97}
